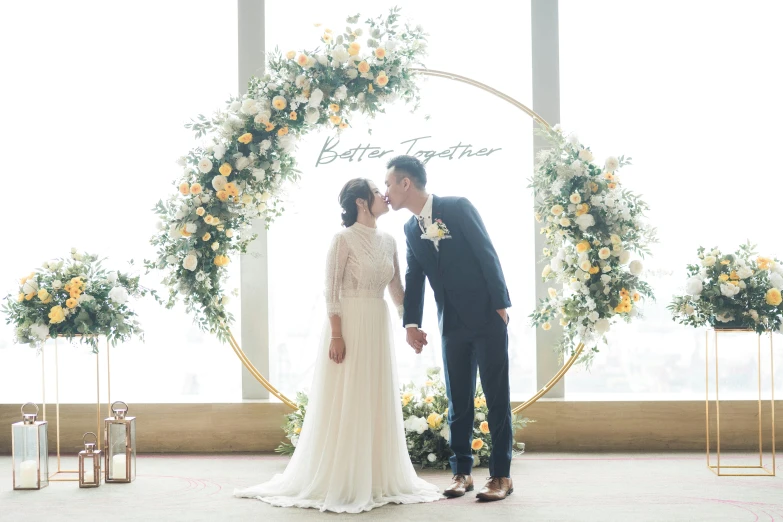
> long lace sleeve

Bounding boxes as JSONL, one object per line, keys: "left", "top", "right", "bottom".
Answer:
{"left": 388, "top": 239, "right": 405, "bottom": 319}
{"left": 325, "top": 233, "right": 349, "bottom": 317}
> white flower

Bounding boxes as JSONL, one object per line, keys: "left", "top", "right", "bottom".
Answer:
{"left": 334, "top": 85, "right": 348, "bottom": 101}
{"left": 184, "top": 222, "right": 198, "bottom": 234}
{"left": 769, "top": 272, "right": 783, "bottom": 289}
{"left": 316, "top": 54, "right": 328, "bottom": 66}
{"left": 346, "top": 68, "right": 359, "bottom": 79}
{"left": 575, "top": 213, "right": 595, "bottom": 231}
{"left": 605, "top": 156, "right": 619, "bottom": 172}
{"left": 551, "top": 258, "right": 564, "bottom": 273}
{"left": 30, "top": 323, "right": 50, "bottom": 341}
{"left": 241, "top": 98, "right": 259, "bottom": 115}
{"left": 595, "top": 318, "right": 610, "bottom": 335}
{"left": 221, "top": 296, "right": 230, "bottom": 306}
{"left": 176, "top": 156, "right": 187, "bottom": 167}
{"left": 77, "top": 294, "right": 94, "bottom": 304}
{"left": 271, "top": 160, "right": 281, "bottom": 172}
{"left": 567, "top": 133, "right": 580, "bottom": 146}
{"left": 259, "top": 139, "right": 272, "bottom": 151}
{"left": 570, "top": 281, "right": 582, "bottom": 292}
{"left": 476, "top": 412, "right": 486, "bottom": 422}
{"left": 212, "top": 175, "right": 228, "bottom": 192}
{"left": 629, "top": 260, "right": 643, "bottom": 276}
{"left": 569, "top": 192, "right": 581, "bottom": 204}
{"left": 169, "top": 225, "right": 182, "bottom": 239}
{"left": 598, "top": 247, "right": 611, "bottom": 260}
{"left": 229, "top": 100, "right": 241, "bottom": 112}
{"left": 588, "top": 311, "right": 600, "bottom": 322}
{"left": 308, "top": 88, "right": 324, "bottom": 108}
{"left": 703, "top": 256, "right": 716, "bottom": 267}
{"left": 108, "top": 286, "right": 129, "bottom": 305}
{"left": 195, "top": 271, "right": 206, "bottom": 282}
{"left": 439, "top": 425, "right": 450, "bottom": 442}
{"left": 22, "top": 280, "right": 38, "bottom": 295}
{"left": 252, "top": 168, "right": 266, "bottom": 182}
{"left": 277, "top": 134, "right": 296, "bottom": 153}
{"left": 600, "top": 275, "right": 611, "bottom": 284}
{"left": 427, "top": 453, "right": 437, "bottom": 463}
{"left": 166, "top": 255, "right": 177, "bottom": 264}
{"left": 684, "top": 304, "right": 695, "bottom": 316}
{"left": 424, "top": 223, "right": 441, "bottom": 239}
{"left": 579, "top": 260, "right": 592, "bottom": 272}
{"left": 578, "top": 149, "right": 594, "bottom": 162}
{"left": 183, "top": 254, "right": 198, "bottom": 272}
{"left": 200, "top": 194, "right": 211, "bottom": 204}
{"left": 290, "top": 435, "right": 299, "bottom": 448}
{"left": 198, "top": 158, "right": 213, "bottom": 173}
{"left": 716, "top": 312, "right": 735, "bottom": 323}
{"left": 738, "top": 266, "right": 754, "bottom": 280}
{"left": 473, "top": 455, "right": 481, "bottom": 467}
{"left": 720, "top": 283, "right": 740, "bottom": 298}
{"left": 331, "top": 47, "right": 350, "bottom": 64}
{"left": 304, "top": 107, "right": 320, "bottom": 124}
{"left": 213, "top": 144, "right": 226, "bottom": 160}
{"left": 619, "top": 250, "right": 631, "bottom": 265}
{"left": 749, "top": 309, "right": 759, "bottom": 322}
{"left": 52, "top": 280, "right": 63, "bottom": 290}
{"left": 685, "top": 276, "right": 703, "bottom": 296}
{"left": 738, "top": 280, "right": 747, "bottom": 289}
{"left": 235, "top": 156, "right": 251, "bottom": 171}
{"left": 211, "top": 242, "right": 220, "bottom": 251}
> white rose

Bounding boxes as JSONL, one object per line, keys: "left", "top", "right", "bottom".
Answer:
{"left": 720, "top": 283, "right": 740, "bottom": 298}
{"left": 77, "top": 294, "right": 94, "bottom": 304}
{"left": 605, "top": 156, "right": 619, "bottom": 172}
{"left": 22, "top": 280, "right": 38, "bottom": 295}
{"left": 749, "top": 309, "right": 759, "bottom": 322}
{"left": 473, "top": 455, "right": 481, "bottom": 467}
{"left": 588, "top": 311, "right": 600, "bottom": 322}
{"left": 334, "top": 85, "right": 348, "bottom": 101}
{"left": 277, "top": 134, "right": 296, "bottom": 153}
{"left": 476, "top": 412, "right": 486, "bottom": 422}
{"left": 570, "top": 281, "right": 582, "bottom": 292}
{"left": 578, "top": 149, "right": 594, "bottom": 162}
{"left": 424, "top": 223, "right": 440, "bottom": 239}
{"left": 234, "top": 156, "right": 250, "bottom": 171}
{"left": 629, "top": 260, "right": 643, "bottom": 276}
{"left": 619, "top": 250, "right": 631, "bottom": 265}
{"left": 229, "top": 100, "right": 241, "bottom": 112}
{"left": 226, "top": 229, "right": 235, "bottom": 238}
{"left": 213, "top": 144, "right": 226, "bottom": 160}
{"left": 52, "top": 280, "right": 63, "bottom": 290}
{"left": 221, "top": 296, "right": 230, "bottom": 306}
{"left": 346, "top": 68, "right": 359, "bottom": 79}
{"left": 308, "top": 88, "right": 324, "bottom": 108}
{"left": 316, "top": 54, "right": 328, "bottom": 66}
{"left": 258, "top": 203, "right": 267, "bottom": 213}
{"left": 105, "top": 271, "right": 117, "bottom": 284}
{"left": 185, "top": 222, "right": 198, "bottom": 234}
{"left": 551, "top": 258, "right": 564, "bottom": 273}
{"left": 439, "top": 425, "right": 450, "bottom": 442}
{"left": 703, "top": 256, "right": 716, "bottom": 267}
{"left": 600, "top": 275, "right": 611, "bottom": 284}
{"left": 738, "top": 266, "right": 754, "bottom": 280}
{"left": 304, "top": 107, "right": 320, "bottom": 124}
{"left": 182, "top": 254, "right": 198, "bottom": 272}
{"left": 166, "top": 255, "right": 177, "bottom": 264}
{"left": 595, "top": 318, "right": 610, "bottom": 335}
{"left": 241, "top": 98, "right": 259, "bottom": 115}
{"left": 259, "top": 139, "right": 272, "bottom": 151}
{"left": 198, "top": 158, "right": 213, "bottom": 173}
{"left": 427, "top": 453, "right": 437, "bottom": 463}
{"left": 30, "top": 323, "right": 50, "bottom": 341}
{"left": 685, "top": 276, "right": 703, "bottom": 296}
{"left": 738, "top": 280, "right": 747, "bottom": 289}
{"left": 174, "top": 209, "right": 186, "bottom": 220}
{"left": 271, "top": 160, "right": 281, "bottom": 172}
{"left": 212, "top": 175, "right": 228, "bottom": 192}
{"left": 195, "top": 271, "right": 206, "bottom": 282}
{"left": 684, "top": 304, "right": 695, "bottom": 316}
{"left": 769, "top": 272, "right": 783, "bottom": 289}
{"left": 252, "top": 169, "right": 266, "bottom": 181}
{"left": 598, "top": 247, "right": 611, "bottom": 260}
{"left": 211, "top": 242, "right": 220, "bottom": 251}
{"left": 169, "top": 225, "right": 182, "bottom": 239}
{"left": 575, "top": 213, "right": 595, "bottom": 231}
{"left": 108, "top": 286, "right": 129, "bottom": 305}
{"left": 331, "top": 47, "right": 350, "bottom": 64}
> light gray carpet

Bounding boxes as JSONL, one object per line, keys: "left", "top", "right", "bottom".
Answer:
{"left": 1, "top": 454, "right": 781, "bottom": 521}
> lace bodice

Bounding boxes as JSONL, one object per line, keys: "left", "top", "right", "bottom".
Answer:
{"left": 325, "top": 223, "right": 404, "bottom": 318}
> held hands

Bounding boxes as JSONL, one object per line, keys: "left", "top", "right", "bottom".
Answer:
{"left": 496, "top": 309, "right": 509, "bottom": 325}
{"left": 406, "top": 327, "right": 428, "bottom": 354}
{"left": 329, "top": 337, "right": 346, "bottom": 364}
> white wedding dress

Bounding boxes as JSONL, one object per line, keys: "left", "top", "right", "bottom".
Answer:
{"left": 235, "top": 222, "right": 442, "bottom": 513}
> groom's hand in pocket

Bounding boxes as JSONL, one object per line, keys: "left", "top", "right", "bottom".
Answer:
{"left": 406, "top": 327, "right": 428, "bottom": 354}
{"left": 329, "top": 338, "right": 346, "bottom": 364}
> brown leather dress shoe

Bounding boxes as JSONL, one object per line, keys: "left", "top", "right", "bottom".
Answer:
{"left": 476, "top": 477, "right": 513, "bottom": 501}
{"left": 443, "top": 474, "right": 474, "bottom": 498}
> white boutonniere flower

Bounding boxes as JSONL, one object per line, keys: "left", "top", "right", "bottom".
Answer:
{"left": 421, "top": 219, "right": 451, "bottom": 243}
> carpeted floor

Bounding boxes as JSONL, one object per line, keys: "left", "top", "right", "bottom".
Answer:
{"left": 0, "top": 453, "right": 781, "bottom": 521}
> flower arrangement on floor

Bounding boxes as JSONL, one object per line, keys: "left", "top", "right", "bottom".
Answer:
{"left": 668, "top": 243, "right": 783, "bottom": 333}
{"left": 2, "top": 250, "right": 147, "bottom": 352}
{"left": 146, "top": 9, "right": 427, "bottom": 340}
{"left": 530, "top": 125, "right": 657, "bottom": 364}
{"left": 276, "top": 368, "right": 532, "bottom": 469}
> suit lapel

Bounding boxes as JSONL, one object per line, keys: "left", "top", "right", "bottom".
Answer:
{"left": 407, "top": 215, "right": 438, "bottom": 269}
{"left": 431, "top": 195, "right": 442, "bottom": 264}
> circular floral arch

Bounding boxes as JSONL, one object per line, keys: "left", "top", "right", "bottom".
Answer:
{"left": 148, "top": 10, "right": 653, "bottom": 413}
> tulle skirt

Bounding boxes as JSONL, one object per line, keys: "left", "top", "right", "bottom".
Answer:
{"left": 235, "top": 297, "right": 442, "bottom": 513}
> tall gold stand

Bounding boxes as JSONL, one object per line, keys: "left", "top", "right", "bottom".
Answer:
{"left": 42, "top": 336, "right": 112, "bottom": 482}
{"left": 706, "top": 328, "right": 775, "bottom": 476}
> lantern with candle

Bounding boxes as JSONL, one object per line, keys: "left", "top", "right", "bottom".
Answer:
{"left": 104, "top": 401, "right": 135, "bottom": 483}
{"left": 11, "top": 403, "right": 48, "bottom": 490}
{"left": 78, "top": 432, "right": 101, "bottom": 488}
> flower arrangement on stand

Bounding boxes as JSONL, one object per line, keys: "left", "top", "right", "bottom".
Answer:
{"left": 276, "top": 368, "right": 532, "bottom": 469}
{"left": 146, "top": 9, "right": 427, "bottom": 340}
{"left": 669, "top": 243, "right": 783, "bottom": 333}
{"left": 2, "top": 250, "right": 148, "bottom": 352}
{"left": 530, "top": 125, "right": 657, "bottom": 364}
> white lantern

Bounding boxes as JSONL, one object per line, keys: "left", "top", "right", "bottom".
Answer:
{"left": 12, "top": 403, "right": 48, "bottom": 490}
{"left": 104, "top": 401, "right": 136, "bottom": 483}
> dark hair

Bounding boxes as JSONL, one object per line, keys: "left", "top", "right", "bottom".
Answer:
{"left": 338, "top": 178, "right": 375, "bottom": 227}
{"left": 386, "top": 155, "right": 427, "bottom": 190}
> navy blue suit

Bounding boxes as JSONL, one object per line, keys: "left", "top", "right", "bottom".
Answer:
{"left": 403, "top": 195, "right": 513, "bottom": 477}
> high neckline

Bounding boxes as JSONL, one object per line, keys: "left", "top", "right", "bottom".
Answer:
{"left": 351, "top": 221, "right": 377, "bottom": 232}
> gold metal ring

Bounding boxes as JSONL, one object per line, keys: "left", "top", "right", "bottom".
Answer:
{"left": 229, "top": 68, "right": 584, "bottom": 412}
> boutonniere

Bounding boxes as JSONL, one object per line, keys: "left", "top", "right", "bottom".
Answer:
{"left": 421, "top": 219, "right": 451, "bottom": 242}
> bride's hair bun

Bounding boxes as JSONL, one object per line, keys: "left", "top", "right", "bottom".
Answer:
{"left": 338, "top": 178, "right": 375, "bottom": 227}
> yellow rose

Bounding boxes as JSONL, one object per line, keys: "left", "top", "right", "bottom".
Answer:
{"left": 196, "top": 207, "right": 205, "bottom": 216}
{"left": 25, "top": 293, "right": 35, "bottom": 301}
{"left": 471, "top": 439, "right": 484, "bottom": 451}
{"left": 225, "top": 182, "right": 239, "bottom": 197}
{"left": 766, "top": 288, "right": 782, "bottom": 306}
{"left": 20, "top": 273, "right": 34, "bottom": 285}
{"left": 272, "top": 96, "right": 287, "bottom": 110}
{"left": 66, "top": 298, "right": 78, "bottom": 309}
{"left": 401, "top": 392, "right": 414, "bottom": 406}
{"left": 265, "top": 122, "right": 275, "bottom": 132}
{"left": 179, "top": 182, "right": 190, "bottom": 195}
{"left": 17, "top": 293, "right": 24, "bottom": 302}
{"left": 569, "top": 193, "right": 581, "bottom": 204}
{"left": 718, "top": 274, "right": 729, "bottom": 282}
{"left": 590, "top": 182, "right": 599, "bottom": 193}
{"left": 632, "top": 292, "right": 640, "bottom": 302}
{"left": 576, "top": 240, "right": 591, "bottom": 253}
{"left": 237, "top": 132, "right": 253, "bottom": 144}
{"left": 604, "top": 172, "right": 614, "bottom": 180}
{"left": 204, "top": 215, "right": 214, "bottom": 225}
{"left": 427, "top": 412, "right": 442, "bottom": 429}
{"left": 330, "top": 115, "right": 342, "bottom": 125}
{"left": 608, "top": 182, "right": 617, "bottom": 190}
{"left": 286, "top": 50, "right": 296, "bottom": 59}
{"left": 729, "top": 271, "right": 739, "bottom": 280}
{"left": 296, "top": 54, "right": 309, "bottom": 66}
{"left": 375, "top": 47, "right": 386, "bottom": 59}
{"left": 551, "top": 204, "right": 564, "bottom": 215}
{"left": 289, "top": 111, "right": 297, "bottom": 120}
{"left": 559, "top": 317, "right": 569, "bottom": 326}
{"left": 216, "top": 190, "right": 229, "bottom": 202}
{"left": 375, "top": 73, "right": 389, "bottom": 87}
{"left": 339, "top": 122, "right": 349, "bottom": 130}
{"left": 589, "top": 266, "right": 600, "bottom": 275}
{"left": 542, "top": 322, "right": 552, "bottom": 331}
{"left": 424, "top": 396, "right": 434, "bottom": 404}
{"left": 38, "top": 289, "right": 50, "bottom": 302}
{"left": 474, "top": 397, "right": 487, "bottom": 408}
{"left": 48, "top": 306, "right": 65, "bottom": 324}
{"left": 757, "top": 257, "right": 772, "bottom": 270}
{"left": 219, "top": 163, "right": 232, "bottom": 176}
{"left": 329, "top": 104, "right": 340, "bottom": 113}
{"left": 202, "top": 233, "right": 211, "bottom": 242}
{"left": 479, "top": 421, "right": 490, "bottom": 434}
{"left": 214, "top": 255, "right": 230, "bottom": 267}
{"left": 294, "top": 427, "right": 302, "bottom": 434}
{"left": 348, "top": 42, "right": 360, "bottom": 56}
{"left": 277, "top": 126, "right": 289, "bottom": 136}
{"left": 357, "top": 60, "right": 370, "bottom": 73}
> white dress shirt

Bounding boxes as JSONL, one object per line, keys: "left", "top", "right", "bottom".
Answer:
{"left": 406, "top": 195, "right": 435, "bottom": 329}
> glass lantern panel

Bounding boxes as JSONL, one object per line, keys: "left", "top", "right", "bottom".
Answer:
{"left": 108, "top": 423, "right": 128, "bottom": 480}
{"left": 37, "top": 424, "right": 48, "bottom": 488}
{"left": 129, "top": 420, "right": 136, "bottom": 481}
{"left": 13, "top": 424, "right": 41, "bottom": 488}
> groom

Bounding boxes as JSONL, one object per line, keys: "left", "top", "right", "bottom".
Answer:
{"left": 384, "top": 155, "right": 514, "bottom": 501}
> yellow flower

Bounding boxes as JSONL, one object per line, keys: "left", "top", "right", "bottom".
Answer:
{"left": 474, "top": 396, "right": 487, "bottom": 408}
{"left": 180, "top": 227, "right": 192, "bottom": 238}
{"left": 590, "top": 182, "right": 599, "bottom": 193}
{"left": 272, "top": 96, "right": 287, "bottom": 110}
{"left": 204, "top": 215, "right": 214, "bottom": 225}
{"left": 757, "top": 257, "right": 772, "bottom": 270}
{"left": 189, "top": 183, "right": 202, "bottom": 195}
{"left": 471, "top": 439, "right": 484, "bottom": 451}
{"left": 179, "top": 182, "right": 190, "bottom": 195}
{"left": 277, "top": 126, "right": 289, "bottom": 136}
{"left": 720, "top": 259, "right": 731, "bottom": 266}
{"left": 375, "top": 47, "right": 386, "bottom": 59}
{"left": 48, "top": 306, "right": 65, "bottom": 324}
{"left": 401, "top": 392, "right": 414, "bottom": 406}
{"left": 17, "top": 293, "right": 24, "bottom": 302}
{"left": 479, "top": 421, "right": 490, "bottom": 434}
{"left": 424, "top": 396, "right": 434, "bottom": 404}
{"left": 38, "top": 289, "right": 50, "bottom": 302}
{"left": 425, "top": 380, "right": 435, "bottom": 387}
{"left": 444, "top": 408, "right": 449, "bottom": 416}
{"left": 542, "top": 322, "right": 552, "bottom": 331}
{"left": 219, "top": 163, "right": 232, "bottom": 176}
{"left": 216, "top": 190, "right": 229, "bottom": 202}
{"left": 576, "top": 240, "right": 591, "bottom": 253}
{"left": 20, "top": 272, "right": 35, "bottom": 285}
{"left": 323, "top": 32, "right": 332, "bottom": 43}
{"left": 202, "top": 233, "right": 211, "bottom": 241}
{"left": 65, "top": 298, "right": 78, "bottom": 309}
{"left": 766, "top": 288, "right": 782, "bottom": 306}
{"left": 286, "top": 50, "right": 296, "bottom": 59}
{"left": 620, "top": 288, "right": 629, "bottom": 298}
{"left": 213, "top": 255, "right": 230, "bottom": 267}
{"left": 25, "top": 293, "right": 35, "bottom": 301}
{"left": 559, "top": 317, "right": 569, "bottom": 326}
{"left": 330, "top": 115, "right": 342, "bottom": 125}
{"left": 608, "top": 182, "right": 617, "bottom": 190}
{"left": 237, "top": 132, "right": 253, "bottom": 144}
{"left": 569, "top": 193, "right": 581, "bottom": 204}
{"left": 375, "top": 72, "right": 389, "bottom": 87}
{"left": 225, "top": 182, "right": 239, "bottom": 197}
{"left": 296, "top": 54, "right": 309, "bottom": 67}
{"left": 368, "top": 84, "right": 374, "bottom": 93}
{"left": 632, "top": 292, "right": 640, "bottom": 302}
{"left": 265, "top": 122, "right": 275, "bottom": 132}
{"left": 729, "top": 271, "right": 739, "bottom": 280}
{"left": 289, "top": 111, "right": 297, "bottom": 120}
{"left": 718, "top": 274, "right": 729, "bottom": 282}
{"left": 339, "top": 122, "right": 349, "bottom": 130}
{"left": 348, "top": 42, "right": 361, "bottom": 56}
{"left": 427, "top": 412, "right": 442, "bottom": 429}
{"left": 551, "top": 204, "right": 564, "bottom": 215}
{"left": 589, "top": 266, "right": 600, "bottom": 275}
{"left": 604, "top": 172, "right": 614, "bottom": 180}
{"left": 329, "top": 103, "right": 340, "bottom": 113}
{"left": 196, "top": 207, "right": 205, "bottom": 217}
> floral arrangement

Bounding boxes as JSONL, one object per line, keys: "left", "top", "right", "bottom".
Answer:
{"left": 668, "top": 243, "right": 783, "bottom": 333}
{"left": 146, "top": 9, "right": 427, "bottom": 341}
{"left": 276, "top": 368, "right": 532, "bottom": 469}
{"left": 530, "top": 125, "right": 657, "bottom": 363}
{"left": 2, "top": 250, "right": 147, "bottom": 352}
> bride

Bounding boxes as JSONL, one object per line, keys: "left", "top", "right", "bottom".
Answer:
{"left": 235, "top": 178, "right": 442, "bottom": 513}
